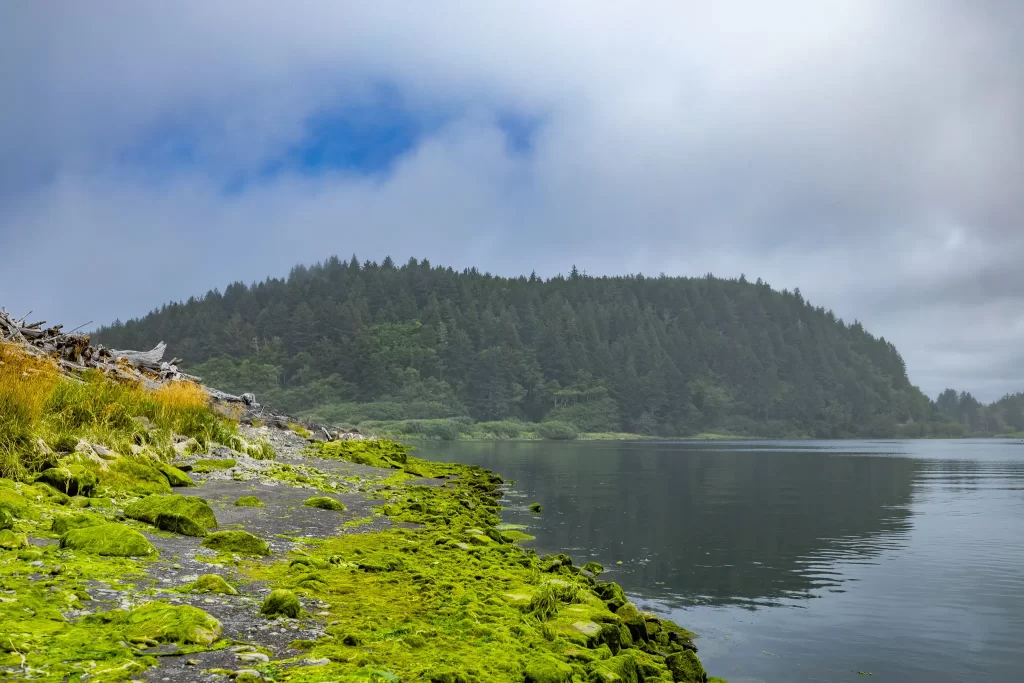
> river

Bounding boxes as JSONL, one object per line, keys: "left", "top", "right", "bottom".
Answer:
{"left": 414, "top": 439, "right": 1024, "bottom": 682}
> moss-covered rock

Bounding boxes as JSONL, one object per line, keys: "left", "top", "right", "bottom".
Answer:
{"left": 124, "top": 494, "right": 217, "bottom": 533}
{"left": 154, "top": 461, "right": 194, "bottom": 487}
{"left": 124, "top": 602, "right": 222, "bottom": 645}
{"left": 202, "top": 530, "right": 270, "bottom": 556}
{"left": 187, "top": 574, "right": 238, "bottom": 595}
{"left": 0, "top": 487, "right": 32, "bottom": 520}
{"left": 615, "top": 603, "right": 648, "bottom": 642}
{"left": 0, "top": 507, "right": 12, "bottom": 531}
{"left": 665, "top": 650, "right": 707, "bottom": 683}
{"left": 191, "top": 458, "right": 236, "bottom": 473}
{"left": 302, "top": 496, "right": 346, "bottom": 511}
{"left": 50, "top": 512, "right": 106, "bottom": 536}
{"left": 35, "top": 465, "right": 97, "bottom": 497}
{"left": 60, "top": 522, "right": 157, "bottom": 557}
{"left": 98, "top": 457, "right": 174, "bottom": 496}
{"left": 591, "top": 652, "right": 639, "bottom": 683}
{"left": 524, "top": 656, "right": 574, "bottom": 683}
{"left": 530, "top": 502, "right": 543, "bottom": 513}
{"left": 30, "top": 483, "right": 72, "bottom": 506}
{"left": 595, "top": 581, "right": 628, "bottom": 611}
{"left": 0, "top": 529, "right": 28, "bottom": 550}
{"left": 234, "top": 495, "right": 265, "bottom": 507}
{"left": 260, "top": 588, "right": 301, "bottom": 618}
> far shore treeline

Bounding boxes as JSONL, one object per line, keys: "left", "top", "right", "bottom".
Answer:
{"left": 95, "top": 256, "right": 1024, "bottom": 440}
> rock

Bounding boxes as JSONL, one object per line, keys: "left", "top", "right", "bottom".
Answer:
{"left": 524, "top": 656, "right": 574, "bottom": 683}
{"left": 235, "top": 670, "right": 263, "bottom": 683}
{"left": 260, "top": 589, "right": 301, "bottom": 618}
{"left": 124, "top": 602, "right": 222, "bottom": 646}
{"left": 154, "top": 512, "right": 208, "bottom": 537}
{"left": 154, "top": 462, "right": 194, "bottom": 487}
{"left": 582, "top": 561, "right": 605, "bottom": 577}
{"left": 665, "top": 650, "right": 707, "bottom": 683}
{"left": 92, "top": 444, "right": 117, "bottom": 460}
{"left": 237, "top": 652, "right": 270, "bottom": 663}
{"left": 132, "top": 416, "right": 154, "bottom": 430}
{"left": 615, "top": 603, "right": 648, "bottom": 642}
{"left": 60, "top": 523, "right": 157, "bottom": 557}
{"left": 35, "top": 465, "right": 97, "bottom": 497}
{"left": 173, "top": 437, "right": 200, "bottom": 456}
{"left": 50, "top": 512, "right": 106, "bottom": 535}
{"left": 202, "top": 530, "right": 270, "bottom": 556}
{"left": 0, "top": 507, "right": 12, "bottom": 531}
{"left": 591, "top": 652, "right": 640, "bottom": 683}
{"left": 124, "top": 494, "right": 217, "bottom": 532}
{"left": 0, "top": 529, "right": 28, "bottom": 550}
{"left": 241, "top": 393, "right": 256, "bottom": 405}
{"left": 302, "top": 496, "right": 346, "bottom": 511}
{"left": 233, "top": 495, "right": 265, "bottom": 507}
{"left": 187, "top": 574, "right": 238, "bottom": 595}
{"left": 595, "top": 581, "right": 628, "bottom": 611}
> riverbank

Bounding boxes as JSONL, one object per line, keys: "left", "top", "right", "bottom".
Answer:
{"left": 0, "top": 340, "right": 720, "bottom": 682}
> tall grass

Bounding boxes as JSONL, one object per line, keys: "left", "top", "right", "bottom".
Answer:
{"left": 0, "top": 342, "right": 236, "bottom": 479}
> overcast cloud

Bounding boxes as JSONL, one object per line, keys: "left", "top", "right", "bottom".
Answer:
{"left": 1, "top": 1, "right": 1022, "bottom": 400}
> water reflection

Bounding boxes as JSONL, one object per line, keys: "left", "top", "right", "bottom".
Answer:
{"left": 418, "top": 440, "right": 918, "bottom": 607}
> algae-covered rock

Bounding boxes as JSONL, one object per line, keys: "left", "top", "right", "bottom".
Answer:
{"left": 35, "top": 465, "right": 97, "bottom": 497}
{"left": 261, "top": 588, "right": 301, "bottom": 618}
{"left": 0, "top": 529, "right": 28, "bottom": 550}
{"left": 154, "top": 461, "right": 194, "bottom": 487}
{"left": 0, "top": 508, "right": 12, "bottom": 531}
{"left": 202, "top": 530, "right": 270, "bottom": 556}
{"left": 530, "top": 502, "right": 543, "bottom": 513}
{"left": 303, "top": 496, "right": 346, "bottom": 511}
{"left": 187, "top": 574, "right": 238, "bottom": 595}
{"left": 60, "top": 522, "right": 157, "bottom": 557}
{"left": 125, "top": 494, "right": 217, "bottom": 533}
{"left": 155, "top": 512, "right": 208, "bottom": 537}
{"left": 124, "top": 602, "right": 222, "bottom": 645}
{"left": 102, "top": 457, "right": 173, "bottom": 496}
{"left": 31, "top": 483, "right": 72, "bottom": 506}
{"left": 615, "top": 602, "right": 647, "bottom": 642}
{"left": 591, "top": 652, "right": 639, "bottom": 683}
{"left": 595, "top": 581, "right": 628, "bottom": 611}
{"left": 234, "top": 495, "right": 265, "bottom": 507}
{"left": 51, "top": 512, "right": 106, "bottom": 536}
{"left": 524, "top": 656, "right": 574, "bottom": 683}
{"left": 191, "top": 458, "right": 236, "bottom": 473}
{"left": 665, "top": 650, "right": 707, "bottom": 683}
{"left": 582, "top": 561, "right": 605, "bottom": 577}
{"left": 0, "top": 488, "right": 33, "bottom": 520}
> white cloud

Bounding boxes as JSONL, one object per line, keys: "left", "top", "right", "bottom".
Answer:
{"left": 1, "top": 1, "right": 1022, "bottom": 400}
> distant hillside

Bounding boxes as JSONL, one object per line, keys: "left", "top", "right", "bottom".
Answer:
{"left": 95, "top": 256, "right": 961, "bottom": 439}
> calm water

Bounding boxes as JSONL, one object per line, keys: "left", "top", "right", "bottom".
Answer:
{"left": 415, "top": 439, "right": 1024, "bottom": 683}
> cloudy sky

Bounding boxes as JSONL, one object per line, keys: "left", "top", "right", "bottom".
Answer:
{"left": 1, "top": 2, "right": 1022, "bottom": 400}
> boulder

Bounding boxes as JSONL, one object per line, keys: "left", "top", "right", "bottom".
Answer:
{"left": 524, "top": 656, "right": 574, "bottom": 683}
{"left": 125, "top": 494, "right": 217, "bottom": 532}
{"left": 0, "top": 529, "right": 28, "bottom": 550}
{"left": 233, "top": 495, "right": 265, "bottom": 507}
{"left": 35, "top": 465, "right": 97, "bottom": 497}
{"left": 665, "top": 650, "right": 707, "bottom": 683}
{"left": 187, "top": 574, "right": 238, "bottom": 595}
{"left": 60, "top": 522, "right": 157, "bottom": 557}
{"left": 260, "top": 589, "right": 301, "bottom": 618}
{"left": 124, "top": 602, "right": 221, "bottom": 645}
{"left": 202, "top": 530, "right": 270, "bottom": 556}
{"left": 154, "top": 462, "right": 194, "bottom": 487}
{"left": 51, "top": 512, "right": 106, "bottom": 535}
{"left": 302, "top": 496, "right": 346, "bottom": 511}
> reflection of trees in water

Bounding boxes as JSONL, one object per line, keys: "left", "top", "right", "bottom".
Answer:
{"left": 428, "top": 442, "right": 921, "bottom": 607}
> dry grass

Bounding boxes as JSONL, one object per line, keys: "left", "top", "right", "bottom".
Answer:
{"left": 0, "top": 341, "right": 236, "bottom": 480}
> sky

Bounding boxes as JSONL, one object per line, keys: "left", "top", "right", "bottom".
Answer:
{"left": 1, "top": 2, "right": 1022, "bottom": 401}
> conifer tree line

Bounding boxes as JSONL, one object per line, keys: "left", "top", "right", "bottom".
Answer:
{"left": 94, "top": 256, "right": 1020, "bottom": 438}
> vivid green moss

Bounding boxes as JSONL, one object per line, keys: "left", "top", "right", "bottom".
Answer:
{"left": 60, "top": 522, "right": 157, "bottom": 557}
{"left": 35, "top": 464, "right": 97, "bottom": 497}
{"left": 154, "top": 461, "right": 194, "bottom": 487}
{"left": 0, "top": 529, "right": 28, "bottom": 549}
{"left": 51, "top": 511, "right": 106, "bottom": 535}
{"left": 202, "top": 529, "right": 270, "bottom": 556}
{"left": 0, "top": 507, "right": 12, "bottom": 530}
{"left": 303, "top": 495, "right": 346, "bottom": 511}
{"left": 121, "top": 602, "right": 222, "bottom": 645}
{"left": 124, "top": 493, "right": 218, "bottom": 534}
{"left": 234, "top": 495, "right": 266, "bottom": 507}
{"left": 261, "top": 588, "right": 302, "bottom": 618}
{"left": 530, "top": 502, "right": 543, "bottom": 513}
{"left": 185, "top": 573, "right": 238, "bottom": 595}
{"left": 191, "top": 458, "right": 236, "bottom": 473}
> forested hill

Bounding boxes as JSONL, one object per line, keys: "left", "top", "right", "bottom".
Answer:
{"left": 95, "top": 256, "right": 957, "bottom": 439}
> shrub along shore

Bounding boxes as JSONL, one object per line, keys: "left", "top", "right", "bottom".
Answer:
{"left": 0, "top": 339, "right": 719, "bottom": 682}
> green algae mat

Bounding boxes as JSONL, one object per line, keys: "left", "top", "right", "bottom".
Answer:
{"left": 0, "top": 437, "right": 720, "bottom": 682}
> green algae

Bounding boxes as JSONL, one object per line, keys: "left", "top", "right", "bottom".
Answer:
{"left": 303, "top": 495, "right": 346, "bottom": 511}
{"left": 261, "top": 588, "right": 302, "bottom": 618}
{"left": 35, "top": 464, "right": 97, "bottom": 497}
{"left": 530, "top": 502, "right": 543, "bottom": 513}
{"left": 185, "top": 573, "right": 238, "bottom": 595}
{"left": 234, "top": 461, "right": 716, "bottom": 683}
{"left": 234, "top": 495, "right": 266, "bottom": 507}
{"left": 0, "top": 507, "right": 12, "bottom": 530}
{"left": 50, "top": 511, "right": 106, "bottom": 535}
{"left": 0, "top": 529, "right": 28, "bottom": 549}
{"left": 191, "top": 458, "right": 236, "bottom": 473}
{"left": 124, "top": 493, "right": 218, "bottom": 535}
{"left": 202, "top": 529, "right": 270, "bottom": 556}
{"left": 154, "top": 461, "right": 194, "bottom": 487}
{"left": 121, "top": 602, "right": 222, "bottom": 645}
{"left": 60, "top": 522, "right": 158, "bottom": 557}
